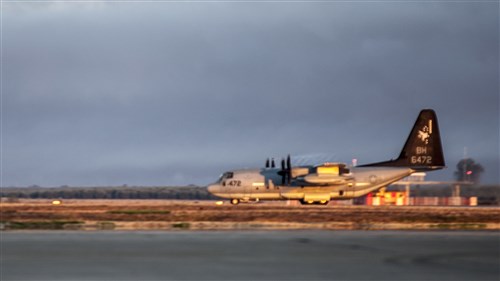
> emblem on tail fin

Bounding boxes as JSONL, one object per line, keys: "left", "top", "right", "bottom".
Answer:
{"left": 417, "top": 120, "right": 432, "bottom": 144}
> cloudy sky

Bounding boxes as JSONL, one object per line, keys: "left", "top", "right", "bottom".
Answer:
{"left": 2, "top": 1, "right": 499, "bottom": 187}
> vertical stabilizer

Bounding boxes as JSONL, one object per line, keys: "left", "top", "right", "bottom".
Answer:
{"left": 359, "top": 109, "right": 445, "bottom": 170}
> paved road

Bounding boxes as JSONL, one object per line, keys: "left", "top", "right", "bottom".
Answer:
{"left": 2, "top": 231, "right": 499, "bottom": 280}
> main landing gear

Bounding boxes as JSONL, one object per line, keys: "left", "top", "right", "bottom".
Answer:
{"left": 300, "top": 200, "right": 329, "bottom": 205}
{"left": 229, "top": 198, "right": 260, "bottom": 205}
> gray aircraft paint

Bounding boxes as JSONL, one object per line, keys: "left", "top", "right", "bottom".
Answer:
{"left": 208, "top": 167, "right": 412, "bottom": 202}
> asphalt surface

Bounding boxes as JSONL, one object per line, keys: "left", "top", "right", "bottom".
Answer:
{"left": 2, "top": 231, "right": 499, "bottom": 281}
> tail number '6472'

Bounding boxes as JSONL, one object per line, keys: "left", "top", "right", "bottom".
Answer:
{"left": 411, "top": 156, "right": 432, "bottom": 164}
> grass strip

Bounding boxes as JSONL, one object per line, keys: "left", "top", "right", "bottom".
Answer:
{"left": 107, "top": 210, "right": 171, "bottom": 215}
{"left": 2, "top": 221, "right": 83, "bottom": 230}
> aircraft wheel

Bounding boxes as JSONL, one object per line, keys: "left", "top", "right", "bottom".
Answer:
{"left": 230, "top": 199, "right": 240, "bottom": 205}
{"left": 319, "top": 200, "right": 328, "bottom": 205}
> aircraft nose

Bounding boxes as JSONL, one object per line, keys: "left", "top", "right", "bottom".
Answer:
{"left": 207, "top": 184, "right": 218, "bottom": 194}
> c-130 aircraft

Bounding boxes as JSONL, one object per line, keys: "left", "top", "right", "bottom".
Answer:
{"left": 207, "top": 109, "right": 445, "bottom": 205}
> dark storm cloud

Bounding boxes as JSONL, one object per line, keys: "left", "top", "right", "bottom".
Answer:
{"left": 3, "top": 2, "right": 498, "bottom": 186}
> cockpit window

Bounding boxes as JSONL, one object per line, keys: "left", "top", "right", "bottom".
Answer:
{"left": 217, "top": 174, "right": 224, "bottom": 183}
{"left": 217, "top": 172, "right": 234, "bottom": 183}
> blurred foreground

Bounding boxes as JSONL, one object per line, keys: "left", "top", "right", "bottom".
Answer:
{"left": 3, "top": 231, "right": 499, "bottom": 281}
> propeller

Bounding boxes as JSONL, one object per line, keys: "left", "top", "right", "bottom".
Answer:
{"left": 266, "top": 158, "right": 277, "bottom": 169}
{"left": 281, "top": 159, "right": 286, "bottom": 185}
{"left": 279, "top": 154, "right": 292, "bottom": 185}
{"left": 287, "top": 154, "right": 292, "bottom": 184}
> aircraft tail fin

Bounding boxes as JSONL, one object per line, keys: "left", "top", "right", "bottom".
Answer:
{"left": 359, "top": 109, "right": 445, "bottom": 171}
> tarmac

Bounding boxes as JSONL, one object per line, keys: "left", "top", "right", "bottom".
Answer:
{"left": 2, "top": 230, "right": 499, "bottom": 280}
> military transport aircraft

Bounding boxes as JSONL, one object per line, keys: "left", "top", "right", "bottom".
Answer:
{"left": 207, "top": 109, "right": 445, "bottom": 205}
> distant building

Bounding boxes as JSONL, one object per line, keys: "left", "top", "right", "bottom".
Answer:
{"left": 400, "top": 172, "right": 426, "bottom": 182}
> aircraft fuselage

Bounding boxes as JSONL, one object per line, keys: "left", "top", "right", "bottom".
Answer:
{"left": 208, "top": 166, "right": 414, "bottom": 203}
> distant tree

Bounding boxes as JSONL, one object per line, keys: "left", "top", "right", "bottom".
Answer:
{"left": 0, "top": 186, "right": 217, "bottom": 200}
{"left": 454, "top": 158, "right": 484, "bottom": 183}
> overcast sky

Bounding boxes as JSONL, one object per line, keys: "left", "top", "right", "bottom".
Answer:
{"left": 2, "top": 1, "right": 499, "bottom": 187}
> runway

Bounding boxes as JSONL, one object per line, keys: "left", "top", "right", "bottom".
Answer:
{"left": 2, "top": 231, "right": 499, "bottom": 280}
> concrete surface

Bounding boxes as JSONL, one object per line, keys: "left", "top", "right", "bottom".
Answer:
{"left": 2, "top": 231, "right": 499, "bottom": 280}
